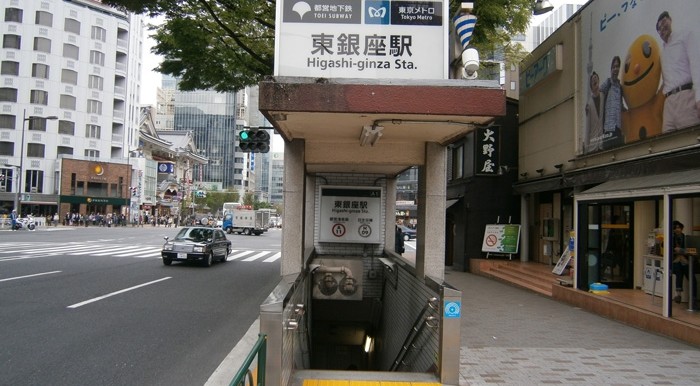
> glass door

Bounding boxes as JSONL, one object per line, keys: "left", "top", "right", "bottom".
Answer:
{"left": 579, "top": 203, "right": 634, "bottom": 289}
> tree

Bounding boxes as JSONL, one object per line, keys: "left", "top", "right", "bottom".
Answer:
{"left": 103, "top": 0, "right": 535, "bottom": 91}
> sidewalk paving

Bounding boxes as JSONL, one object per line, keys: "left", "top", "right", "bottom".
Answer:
{"left": 445, "top": 267, "right": 700, "bottom": 385}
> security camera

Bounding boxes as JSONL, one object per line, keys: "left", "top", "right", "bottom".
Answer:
{"left": 461, "top": 48, "right": 479, "bottom": 79}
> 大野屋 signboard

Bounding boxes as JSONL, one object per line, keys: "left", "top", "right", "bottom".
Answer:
{"left": 275, "top": 0, "right": 449, "bottom": 79}
{"left": 319, "top": 186, "right": 383, "bottom": 243}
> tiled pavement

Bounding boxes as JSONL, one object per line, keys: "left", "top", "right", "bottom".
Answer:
{"left": 446, "top": 268, "right": 700, "bottom": 385}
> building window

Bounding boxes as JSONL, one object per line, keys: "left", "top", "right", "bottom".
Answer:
{"left": 63, "top": 43, "right": 79, "bottom": 60}
{"left": 85, "top": 124, "right": 101, "bottom": 139}
{"left": 452, "top": 145, "right": 464, "bottom": 179}
{"left": 27, "top": 143, "right": 45, "bottom": 157}
{"left": 35, "top": 11, "right": 53, "bottom": 27}
{"left": 58, "top": 120, "right": 75, "bottom": 135}
{"left": 3, "top": 34, "right": 21, "bottom": 49}
{"left": 88, "top": 75, "right": 103, "bottom": 90}
{"left": 89, "top": 50, "right": 105, "bottom": 66}
{"left": 0, "top": 114, "right": 16, "bottom": 130}
{"left": 61, "top": 69, "right": 78, "bottom": 85}
{"left": 25, "top": 170, "right": 44, "bottom": 193}
{"left": 60, "top": 94, "right": 76, "bottom": 110}
{"left": 57, "top": 146, "right": 73, "bottom": 156}
{"left": 84, "top": 149, "right": 100, "bottom": 158}
{"left": 1, "top": 61, "right": 19, "bottom": 75}
{"left": 87, "top": 100, "right": 102, "bottom": 114}
{"left": 4, "top": 8, "right": 23, "bottom": 22}
{"left": 33, "top": 37, "right": 51, "bottom": 53}
{"left": 32, "top": 63, "right": 50, "bottom": 79}
{"left": 28, "top": 118, "right": 49, "bottom": 132}
{"left": 64, "top": 18, "right": 80, "bottom": 34}
{"left": 91, "top": 26, "right": 107, "bottom": 42}
{"left": 0, "top": 87, "right": 18, "bottom": 102}
{"left": 30, "top": 90, "right": 49, "bottom": 105}
{"left": 0, "top": 142, "right": 13, "bottom": 156}
{"left": 510, "top": 81, "right": 516, "bottom": 91}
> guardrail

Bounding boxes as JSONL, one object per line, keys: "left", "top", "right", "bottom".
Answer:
{"left": 229, "top": 333, "right": 267, "bottom": 386}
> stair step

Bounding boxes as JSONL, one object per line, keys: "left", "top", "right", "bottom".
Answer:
{"left": 492, "top": 264, "right": 560, "bottom": 282}
{"left": 486, "top": 269, "right": 553, "bottom": 297}
{"left": 488, "top": 268, "right": 553, "bottom": 291}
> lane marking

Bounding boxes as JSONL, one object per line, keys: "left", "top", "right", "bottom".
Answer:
{"left": 0, "top": 271, "right": 62, "bottom": 282}
{"left": 67, "top": 277, "right": 172, "bottom": 309}
{"left": 229, "top": 251, "right": 255, "bottom": 260}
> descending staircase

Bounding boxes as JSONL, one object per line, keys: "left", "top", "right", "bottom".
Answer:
{"left": 477, "top": 260, "right": 565, "bottom": 297}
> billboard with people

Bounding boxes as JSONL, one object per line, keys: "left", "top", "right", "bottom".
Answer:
{"left": 579, "top": 0, "right": 700, "bottom": 155}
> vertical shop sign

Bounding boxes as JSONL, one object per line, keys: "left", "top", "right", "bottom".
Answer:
{"left": 319, "top": 186, "right": 383, "bottom": 243}
{"left": 475, "top": 126, "right": 500, "bottom": 176}
{"left": 275, "top": 0, "right": 448, "bottom": 79}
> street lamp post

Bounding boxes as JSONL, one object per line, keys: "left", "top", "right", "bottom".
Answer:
{"left": 18, "top": 109, "right": 58, "bottom": 216}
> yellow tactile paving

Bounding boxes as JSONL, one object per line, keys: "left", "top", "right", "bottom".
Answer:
{"left": 303, "top": 381, "right": 439, "bottom": 386}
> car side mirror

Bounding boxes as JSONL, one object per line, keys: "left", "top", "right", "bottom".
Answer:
{"left": 164, "top": 236, "right": 169, "bottom": 242}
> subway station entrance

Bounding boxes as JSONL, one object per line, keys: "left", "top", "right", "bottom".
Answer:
{"left": 256, "top": 76, "right": 505, "bottom": 385}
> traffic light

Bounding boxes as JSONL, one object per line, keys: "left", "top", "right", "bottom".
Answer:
{"left": 239, "top": 128, "right": 270, "bottom": 153}
{"left": 130, "top": 187, "right": 137, "bottom": 196}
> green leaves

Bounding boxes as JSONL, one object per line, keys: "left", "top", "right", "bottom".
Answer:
{"left": 104, "top": 0, "right": 535, "bottom": 91}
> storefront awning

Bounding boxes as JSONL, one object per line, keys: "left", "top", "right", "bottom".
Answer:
{"left": 577, "top": 169, "right": 700, "bottom": 200}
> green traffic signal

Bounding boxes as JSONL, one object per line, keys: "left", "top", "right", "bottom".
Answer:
{"left": 239, "top": 129, "right": 270, "bottom": 153}
{"left": 239, "top": 130, "right": 250, "bottom": 141}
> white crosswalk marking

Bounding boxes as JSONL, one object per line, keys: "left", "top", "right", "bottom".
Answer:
{"left": 0, "top": 242, "right": 280, "bottom": 264}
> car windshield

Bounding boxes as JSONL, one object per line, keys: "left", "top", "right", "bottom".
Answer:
{"left": 174, "top": 228, "right": 213, "bottom": 242}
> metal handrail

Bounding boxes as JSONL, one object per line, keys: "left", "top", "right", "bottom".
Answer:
{"left": 389, "top": 297, "right": 439, "bottom": 371}
{"left": 229, "top": 334, "right": 267, "bottom": 386}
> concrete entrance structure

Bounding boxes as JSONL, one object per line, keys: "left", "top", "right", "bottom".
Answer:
{"left": 257, "top": 76, "right": 505, "bottom": 385}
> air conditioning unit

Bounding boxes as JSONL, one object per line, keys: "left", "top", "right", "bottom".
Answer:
{"left": 30, "top": 187, "right": 38, "bottom": 193}
{"left": 0, "top": 186, "right": 5, "bottom": 192}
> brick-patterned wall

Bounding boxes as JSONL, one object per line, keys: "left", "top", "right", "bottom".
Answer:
{"left": 378, "top": 264, "right": 440, "bottom": 372}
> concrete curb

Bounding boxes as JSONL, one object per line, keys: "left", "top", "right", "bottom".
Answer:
{"left": 205, "top": 318, "right": 260, "bottom": 386}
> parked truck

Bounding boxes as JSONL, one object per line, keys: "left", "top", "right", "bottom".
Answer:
{"left": 221, "top": 203, "right": 269, "bottom": 235}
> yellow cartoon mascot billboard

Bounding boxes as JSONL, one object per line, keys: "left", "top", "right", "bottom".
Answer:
{"left": 621, "top": 34, "right": 665, "bottom": 142}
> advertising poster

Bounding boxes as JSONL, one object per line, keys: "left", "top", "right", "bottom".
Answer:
{"left": 275, "top": 0, "right": 448, "bottom": 79}
{"left": 319, "top": 186, "right": 383, "bottom": 243}
{"left": 579, "top": 0, "right": 700, "bottom": 155}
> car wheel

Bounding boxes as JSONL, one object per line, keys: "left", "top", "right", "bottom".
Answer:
{"left": 220, "top": 248, "right": 230, "bottom": 262}
{"left": 404, "top": 234, "right": 410, "bottom": 241}
{"left": 243, "top": 228, "right": 251, "bottom": 236}
{"left": 204, "top": 252, "right": 213, "bottom": 267}
{"left": 163, "top": 257, "right": 172, "bottom": 266}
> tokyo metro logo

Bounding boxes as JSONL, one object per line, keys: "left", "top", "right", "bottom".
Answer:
{"left": 365, "top": 1, "right": 390, "bottom": 24}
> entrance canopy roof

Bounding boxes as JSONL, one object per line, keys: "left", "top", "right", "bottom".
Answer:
{"left": 259, "top": 77, "right": 505, "bottom": 176}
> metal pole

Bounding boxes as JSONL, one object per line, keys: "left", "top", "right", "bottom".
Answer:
{"left": 17, "top": 109, "right": 27, "bottom": 216}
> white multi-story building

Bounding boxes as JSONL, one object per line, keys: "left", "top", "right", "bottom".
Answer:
{"left": 1, "top": 0, "right": 144, "bottom": 218}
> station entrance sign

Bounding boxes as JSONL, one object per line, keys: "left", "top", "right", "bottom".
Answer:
{"left": 319, "top": 186, "right": 382, "bottom": 243}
